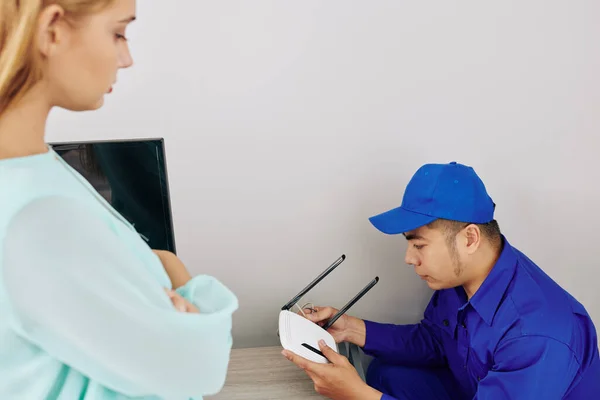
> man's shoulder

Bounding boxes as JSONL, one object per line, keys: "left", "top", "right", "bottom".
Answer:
{"left": 495, "top": 246, "right": 595, "bottom": 348}
{"left": 508, "top": 246, "right": 587, "bottom": 319}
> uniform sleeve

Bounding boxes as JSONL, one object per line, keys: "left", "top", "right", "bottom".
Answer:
{"left": 361, "top": 298, "right": 445, "bottom": 367}
{"left": 2, "top": 196, "right": 239, "bottom": 399}
{"left": 474, "top": 335, "right": 580, "bottom": 399}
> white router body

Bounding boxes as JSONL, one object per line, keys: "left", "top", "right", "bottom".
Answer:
{"left": 278, "top": 254, "right": 379, "bottom": 365}
{"left": 279, "top": 310, "right": 338, "bottom": 364}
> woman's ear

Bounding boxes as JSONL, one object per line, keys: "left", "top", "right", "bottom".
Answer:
{"left": 36, "top": 5, "right": 66, "bottom": 58}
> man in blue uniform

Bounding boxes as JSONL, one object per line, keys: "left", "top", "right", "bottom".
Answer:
{"left": 283, "top": 161, "right": 600, "bottom": 399}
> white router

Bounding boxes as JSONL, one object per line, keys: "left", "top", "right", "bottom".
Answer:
{"left": 278, "top": 254, "right": 379, "bottom": 364}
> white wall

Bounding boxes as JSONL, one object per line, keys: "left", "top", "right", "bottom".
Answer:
{"left": 46, "top": 0, "right": 600, "bottom": 348}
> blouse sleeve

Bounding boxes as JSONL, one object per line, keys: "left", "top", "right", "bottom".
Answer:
{"left": 2, "top": 196, "right": 238, "bottom": 399}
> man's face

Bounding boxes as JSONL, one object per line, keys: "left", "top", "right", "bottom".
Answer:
{"left": 403, "top": 224, "right": 465, "bottom": 290}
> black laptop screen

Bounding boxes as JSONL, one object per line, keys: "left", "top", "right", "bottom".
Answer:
{"left": 50, "top": 139, "right": 176, "bottom": 253}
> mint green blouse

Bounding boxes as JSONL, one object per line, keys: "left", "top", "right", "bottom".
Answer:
{"left": 0, "top": 147, "right": 239, "bottom": 399}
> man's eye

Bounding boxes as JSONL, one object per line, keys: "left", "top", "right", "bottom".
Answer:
{"left": 414, "top": 244, "right": 425, "bottom": 250}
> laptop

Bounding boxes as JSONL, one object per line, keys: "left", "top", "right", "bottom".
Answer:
{"left": 50, "top": 138, "right": 177, "bottom": 253}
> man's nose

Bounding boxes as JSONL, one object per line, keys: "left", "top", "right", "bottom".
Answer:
{"left": 405, "top": 248, "right": 419, "bottom": 267}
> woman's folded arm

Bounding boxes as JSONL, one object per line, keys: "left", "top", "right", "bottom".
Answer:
{"left": 2, "top": 196, "right": 238, "bottom": 398}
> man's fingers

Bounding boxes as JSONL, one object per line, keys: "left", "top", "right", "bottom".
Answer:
{"left": 318, "top": 340, "right": 347, "bottom": 365}
{"left": 285, "top": 353, "right": 320, "bottom": 384}
{"left": 306, "top": 307, "right": 336, "bottom": 323}
{"left": 282, "top": 349, "right": 307, "bottom": 369}
{"left": 305, "top": 369, "right": 320, "bottom": 384}
{"left": 282, "top": 350, "right": 320, "bottom": 373}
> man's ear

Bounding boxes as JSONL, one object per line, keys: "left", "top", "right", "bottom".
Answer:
{"left": 36, "top": 5, "right": 67, "bottom": 58}
{"left": 464, "top": 224, "right": 482, "bottom": 254}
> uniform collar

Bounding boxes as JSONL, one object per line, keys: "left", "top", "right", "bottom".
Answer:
{"left": 465, "top": 235, "right": 518, "bottom": 326}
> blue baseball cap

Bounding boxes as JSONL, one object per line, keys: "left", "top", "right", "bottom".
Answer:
{"left": 369, "top": 162, "right": 495, "bottom": 234}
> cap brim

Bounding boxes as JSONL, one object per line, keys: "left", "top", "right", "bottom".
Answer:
{"left": 368, "top": 206, "right": 437, "bottom": 235}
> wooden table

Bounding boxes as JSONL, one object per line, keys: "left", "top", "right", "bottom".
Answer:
{"left": 207, "top": 346, "right": 324, "bottom": 399}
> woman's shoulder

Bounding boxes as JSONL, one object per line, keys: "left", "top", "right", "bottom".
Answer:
{"left": 0, "top": 151, "right": 109, "bottom": 233}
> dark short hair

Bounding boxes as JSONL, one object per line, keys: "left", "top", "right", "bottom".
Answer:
{"left": 427, "top": 218, "right": 502, "bottom": 250}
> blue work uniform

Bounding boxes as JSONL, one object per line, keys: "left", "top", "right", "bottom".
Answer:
{"left": 362, "top": 237, "right": 600, "bottom": 399}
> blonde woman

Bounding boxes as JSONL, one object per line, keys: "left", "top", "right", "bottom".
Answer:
{"left": 0, "top": 1, "right": 238, "bottom": 399}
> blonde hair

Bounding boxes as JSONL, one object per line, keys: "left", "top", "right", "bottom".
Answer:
{"left": 0, "top": 0, "right": 114, "bottom": 115}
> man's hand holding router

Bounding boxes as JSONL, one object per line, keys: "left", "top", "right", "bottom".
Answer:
{"left": 304, "top": 306, "right": 366, "bottom": 347}
{"left": 282, "top": 306, "right": 382, "bottom": 400}
{"left": 278, "top": 254, "right": 380, "bottom": 399}
{"left": 283, "top": 307, "right": 382, "bottom": 400}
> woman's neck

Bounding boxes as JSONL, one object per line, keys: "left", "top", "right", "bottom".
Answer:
{"left": 0, "top": 86, "right": 51, "bottom": 159}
